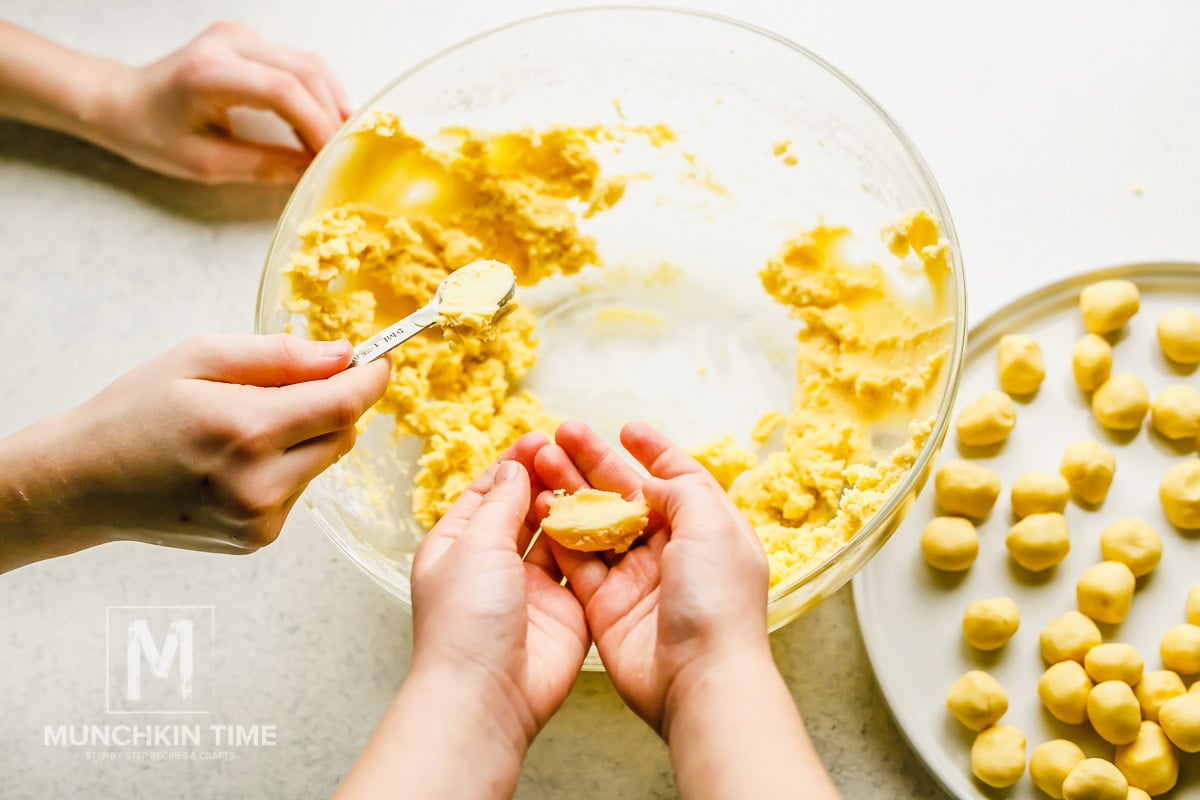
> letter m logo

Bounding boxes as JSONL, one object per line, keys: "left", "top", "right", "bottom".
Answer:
{"left": 106, "top": 607, "right": 213, "bottom": 714}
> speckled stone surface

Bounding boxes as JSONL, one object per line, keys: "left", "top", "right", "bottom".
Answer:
{"left": 2, "top": 1, "right": 1198, "bottom": 797}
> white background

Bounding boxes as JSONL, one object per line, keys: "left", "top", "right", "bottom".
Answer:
{"left": 1, "top": 1, "right": 1198, "bottom": 797}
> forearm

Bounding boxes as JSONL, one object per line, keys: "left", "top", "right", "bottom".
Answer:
{"left": 664, "top": 649, "right": 840, "bottom": 800}
{"left": 334, "top": 662, "right": 529, "bottom": 800}
{"left": 0, "top": 21, "right": 127, "bottom": 146}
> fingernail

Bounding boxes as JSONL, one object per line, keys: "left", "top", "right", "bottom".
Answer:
{"left": 495, "top": 461, "right": 521, "bottom": 485}
{"left": 318, "top": 339, "right": 350, "bottom": 359}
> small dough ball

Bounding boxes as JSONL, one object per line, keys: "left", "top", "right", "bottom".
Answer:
{"left": 997, "top": 334, "right": 1045, "bottom": 395}
{"left": 1041, "top": 611, "right": 1103, "bottom": 665}
{"left": 1030, "top": 739, "right": 1086, "bottom": 799}
{"left": 970, "top": 724, "right": 1025, "bottom": 789}
{"left": 1039, "top": 660, "right": 1095, "bottom": 724}
{"left": 1073, "top": 333, "right": 1114, "bottom": 391}
{"left": 1150, "top": 385, "right": 1200, "bottom": 440}
{"left": 935, "top": 460, "right": 1001, "bottom": 519}
{"left": 1080, "top": 279, "right": 1140, "bottom": 335}
{"left": 1157, "top": 307, "right": 1200, "bottom": 364}
{"left": 541, "top": 488, "right": 650, "bottom": 553}
{"left": 1061, "top": 440, "right": 1117, "bottom": 504}
{"left": 956, "top": 390, "right": 1016, "bottom": 446}
{"left": 1007, "top": 512, "right": 1070, "bottom": 571}
{"left": 1011, "top": 471, "right": 1070, "bottom": 518}
{"left": 1188, "top": 584, "right": 1200, "bottom": 625}
{"left": 1062, "top": 758, "right": 1128, "bottom": 800}
{"left": 946, "top": 670, "right": 1008, "bottom": 731}
{"left": 1114, "top": 720, "right": 1179, "bottom": 795}
{"left": 1085, "top": 643, "right": 1144, "bottom": 685}
{"left": 1126, "top": 789, "right": 1152, "bottom": 800}
{"left": 1099, "top": 518, "right": 1162, "bottom": 577}
{"left": 1088, "top": 680, "right": 1142, "bottom": 745}
{"left": 1158, "top": 692, "right": 1200, "bottom": 752}
{"left": 1159, "top": 624, "right": 1200, "bottom": 675}
{"left": 920, "top": 516, "right": 978, "bottom": 571}
{"left": 1134, "top": 670, "right": 1186, "bottom": 722}
{"left": 1159, "top": 459, "right": 1200, "bottom": 529}
{"left": 1076, "top": 561, "right": 1136, "bottom": 624}
{"left": 1092, "top": 373, "right": 1150, "bottom": 431}
{"left": 962, "top": 597, "right": 1020, "bottom": 651}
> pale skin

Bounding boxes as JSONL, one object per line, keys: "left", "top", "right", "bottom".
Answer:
{"left": 337, "top": 421, "right": 840, "bottom": 800}
{"left": 0, "top": 20, "right": 350, "bottom": 184}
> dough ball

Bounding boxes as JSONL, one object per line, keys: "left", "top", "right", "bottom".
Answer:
{"left": 1092, "top": 373, "right": 1150, "bottom": 431}
{"left": 1188, "top": 584, "right": 1200, "bottom": 626}
{"left": 1087, "top": 680, "right": 1142, "bottom": 745}
{"left": 1080, "top": 279, "right": 1140, "bottom": 335}
{"left": 1159, "top": 624, "right": 1200, "bottom": 675}
{"left": 1007, "top": 512, "right": 1071, "bottom": 571}
{"left": 1126, "top": 788, "right": 1151, "bottom": 800}
{"left": 935, "top": 460, "right": 1001, "bottom": 519}
{"left": 1085, "top": 643, "right": 1144, "bottom": 686}
{"left": 1158, "top": 692, "right": 1200, "bottom": 753}
{"left": 1011, "top": 470, "right": 1070, "bottom": 518}
{"left": 970, "top": 724, "right": 1025, "bottom": 789}
{"left": 1040, "top": 611, "right": 1103, "bottom": 665}
{"left": 946, "top": 670, "right": 1008, "bottom": 731}
{"left": 1159, "top": 459, "right": 1200, "bottom": 529}
{"left": 1099, "top": 518, "right": 1162, "bottom": 578}
{"left": 1157, "top": 307, "right": 1200, "bottom": 364}
{"left": 1114, "top": 720, "right": 1180, "bottom": 795}
{"left": 1076, "top": 561, "right": 1137, "bottom": 624}
{"left": 956, "top": 390, "right": 1016, "bottom": 446}
{"left": 541, "top": 488, "right": 650, "bottom": 553}
{"left": 1133, "top": 670, "right": 1186, "bottom": 722}
{"left": 1061, "top": 440, "right": 1117, "bottom": 505}
{"left": 1039, "top": 660, "right": 1095, "bottom": 725}
{"left": 1073, "top": 333, "right": 1113, "bottom": 392}
{"left": 1030, "top": 739, "right": 1086, "bottom": 799}
{"left": 997, "top": 334, "right": 1045, "bottom": 395}
{"left": 962, "top": 597, "right": 1020, "bottom": 651}
{"left": 1150, "top": 385, "right": 1200, "bottom": 440}
{"left": 1062, "top": 757, "right": 1128, "bottom": 800}
{"left": 920, "top": 516, "right": 978, "bottom": 571}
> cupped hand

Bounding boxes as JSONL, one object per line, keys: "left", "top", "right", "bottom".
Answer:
{"left": 409, "top": 433, "right": 591, "bottom": 746}
{"left": 534, "top": 420, "right": 771, "bottom": 732}
{"left": 98, "top": 21, "right": 350, "bottom": 184}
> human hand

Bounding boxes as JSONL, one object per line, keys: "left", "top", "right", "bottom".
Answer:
{"left": 95, "top": 21, "right": 350, "bottom": 184}
{"left": 408, "top": 433, "right": 591, "bottom": 748}
{"left": 0, "top": 333, "right": 387, "bottom": 570}
{"left": 533, "top": 420, "right": 771, "bottom": 734}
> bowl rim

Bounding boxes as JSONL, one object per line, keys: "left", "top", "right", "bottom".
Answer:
{"left": 255, "top": 4, "right": 969, "bottom": 612}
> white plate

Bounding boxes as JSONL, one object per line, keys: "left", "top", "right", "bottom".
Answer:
{"left": 853, "top": 263, "right": 1200, "bottom": 799}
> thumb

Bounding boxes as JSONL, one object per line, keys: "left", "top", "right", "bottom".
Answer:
{"left": 642, "top": 474, "right": 729, "bottom": 542}
{"left": 181, "top": 333, "right": 354, "bottom": 386}
{"left": 459, "top": 460, "right": 532, "bottom": 552}
{"left": 183, "top": 135, "right": 311, "bottom": 185}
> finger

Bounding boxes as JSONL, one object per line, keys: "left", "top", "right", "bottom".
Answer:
{"left": 229, "top": 38, "right": 343, "bottom": 130}
{"left": 273, "top": 428, "right": 356, "bottom": 495}
{"left": 205, "top": 59, "right": 339, "bottom": 152}
{"left": 182, "top": 333, "right": 354, "bottom": 386}
{"left": 553, "top": 421, "right": 646, "bottom": 499}
{"left": 270, "top": 358, "right": 389, "bottom": 448}
{"left": 549, "top": 539, "right": 609, "bottom": 607}
{"left": 182, "top": 134, "right": 311, "bottom": 185}
{"left": 642, "top": 473, "right": 759, "bottom": 551}
{"left": 620, "top": 421, "right": 711, "bottom": 481}
{"left": 459, "top": 461, "right": 532, "bottom": 551}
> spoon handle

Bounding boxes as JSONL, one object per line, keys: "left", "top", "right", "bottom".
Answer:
{"left": 349, "top": 300, "right": 439, "bottom": 366}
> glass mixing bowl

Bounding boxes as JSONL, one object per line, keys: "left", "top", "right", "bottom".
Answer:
{"left": 256, "top": 7, "right": 966, "bottom": 669}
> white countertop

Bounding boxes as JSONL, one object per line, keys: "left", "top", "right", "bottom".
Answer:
{"left": 2, "top": 1, "right": 1198, "bottom": 797}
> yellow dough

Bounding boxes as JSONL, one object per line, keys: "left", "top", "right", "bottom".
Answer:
{"left": 1188, "top": 583, "right": 1200, "bottom": 625}
{"left": 962, "top": 597, "right": 1019, "bottom": 651}
{"left": 1080, "top": 279, "right": 1140, "bottom": 335}
{"left": 1159, "top": 624, "right": 1200, "bottom": 675}
{"left": 1030, "top": 739, "right": 1086, "bottom": 800}
{"left": 1098, "top": 518, "right": 1162, "bottom": 577}
{"left": 1010, "top": 470, "right": 1070, "bottom": 519}
{"left": 934, "top": 460, "right": 1001, "bottom": 519}
{"left": 1072, "top": 333, "right": 1113, "bottom": 392}
{"left": 1091, "top": 373, "right": 1150, "bottom": 431}
{"left": 1061, "top": 440, "right": 1117, "bottom": 505}
{"left": 970, "top": 724, "right": 1025, "bottom": 788}
{"left": 1040, "top": 611, "right": 1102, "bottom": 665}
{"left": 946, "top": 670, "right": 1008, "bottom": 731}
{"left": 1150, "top": 384, "right": 1200, "bottom": 440}
{"left": 919, "top": 516, "right": 978, "bottom": 571}
{"left": 1157, "top": 307, "right": 1200, "bottom": 364}
{"left": 1084, "top": 643, "right": 1144, "bottom": 686}
{"left": 1087, "top": 680, "right": 1142, "bottom": 745}
{"left": 1076, "top": 561, "right": 1136, "bottom": 624}
{"left": 1115, "top": 720, "right": 1180, "bottom": 794}
{"left": 1006, "top": 512, "right": 1070, "bottom": 572}
{"left": 1158, "top": 693, "right": 1200, "bottom": 753}
{"left": 688, "top": 435, "right": 757, "bottom": 490}
{"left": 1133, "top": 670, "right": 1186, "bottom": 723}
{"left": 285, "top": 113, "right": 951, "bottom": 586}
{"left": 435, "top": 259, "right": 515, "bottom": 341}
{"left": 1039, "top": 660, "right": 1094, "bottom": 724}
{"left": 996, "top": 334, "right": 1045, "bottom": 395}
{"left": 1062, "top": 758, "right": 1128, "bottom": 800}
{"left": 1160, "top": 459, "right": 1200, "bottom": 529}
{"left": 540, "top": 488, "right": 649, "bottom": 553}
{"left": 955, "top": 390, "right": 1016, "bottom": 447}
